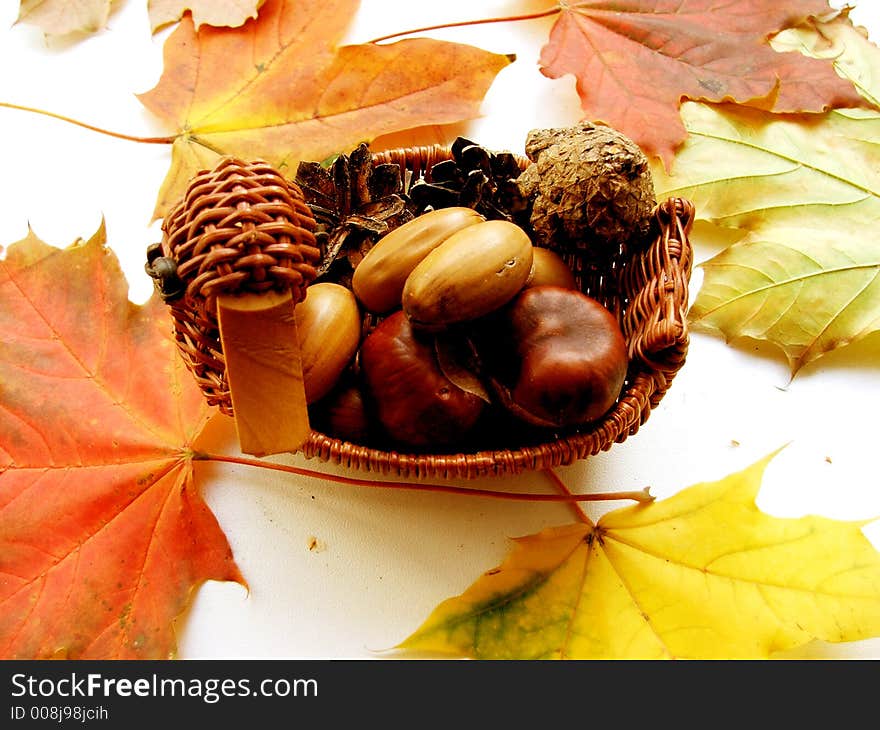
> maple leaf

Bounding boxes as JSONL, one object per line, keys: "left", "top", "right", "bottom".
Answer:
{"left": 148, "top": 0, "right": 267, "bottom": 33}
{"left": 0, "top": 226, "right": 243, "bottom": 659}
{"left": 532, "top": 0, "right": 869, "bottom": 167}
{"left": 770, "top": 6, "right": 880, "bottom": 109}
{"left": 652, "top": 101, "right": 880, "bottom": 374}
{"left": 16, "top": 0, "right": 110, "bottom": 36}
{"left": 399, "top": 451, "right": 880, "bottom": 659}
{"left": 138, "top": 0, "right": 513, "bottom": 218}
{"left": 651, "top": 12, "right": 880, "bottom": 372}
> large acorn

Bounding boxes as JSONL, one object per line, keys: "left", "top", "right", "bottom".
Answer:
{"left": 296, "top": 282, "right": 361, "bottom": 404}
{"left": 352, "top": 206, "right": 485, "bottom": 313}
{"left": 402, "top": 219, "right": 533, "bottom": 329}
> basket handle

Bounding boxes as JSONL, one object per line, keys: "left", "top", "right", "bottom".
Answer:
{"left": 624, "top": 197, "right": 695, "bottom": 379}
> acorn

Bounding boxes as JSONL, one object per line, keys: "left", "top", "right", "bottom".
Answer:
{"left": 402, "top": 219, "right": 533, "bottom": 330}
{"left": 525, "top": 247, "right": 578, "bottom": 290}
{"left": 360, "top": 310, "right": 485, "bottom": 447}
{"left": 352, "top": 206, "right": 485, "bottom": 313}
{"left": 296, "top": 282, "right": 362, "bottom": 404}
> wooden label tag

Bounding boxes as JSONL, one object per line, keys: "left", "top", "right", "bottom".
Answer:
{"left": 217, "top": 289, "right": 311, "bottom": 457}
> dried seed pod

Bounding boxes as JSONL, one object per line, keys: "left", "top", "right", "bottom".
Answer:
{"left": 408, "top": 136, "right": 528, "bottom": 222}
{"left": 402, "top": 220, "right": 533, "bottom": 329}
{"left": 360, "top": 311, "right": 485, "bottom": 447}
{"left": 295, "top": 143, "right": 416, "bottom": 284}
{"left": 516, "top": 122, "right": 656, "bottom": 254}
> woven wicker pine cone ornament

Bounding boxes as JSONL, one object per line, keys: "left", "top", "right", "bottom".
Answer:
{"left": 146, "top": 157, "right": 321, "bottom": 415}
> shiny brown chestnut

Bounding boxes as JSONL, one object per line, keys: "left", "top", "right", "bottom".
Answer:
{"left": 476, "top": 285, "right": 628, "bottom": 428}
{"left": 313, "top": 380, "right": 372, "bottom": 444}
{"left": 360, "top": 310, "right": 485, "bottom": 447}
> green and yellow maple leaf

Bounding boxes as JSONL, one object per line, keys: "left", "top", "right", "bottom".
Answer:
{"left": 653, "top": 102, "right": 880, "bottom": 374}
{"left": 399, "top": 452, "right": 880, "bottom": 659}
{"left": 651, "top": 10, "right": 880, "bottom": 373}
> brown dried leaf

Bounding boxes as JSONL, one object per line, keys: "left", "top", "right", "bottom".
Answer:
{"left": 16, "top": 0, "right": 110, "bottom": 36}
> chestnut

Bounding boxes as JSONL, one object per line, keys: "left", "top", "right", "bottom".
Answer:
{"left": 312, "top": 379, "right": 372, "bottom": 444}
{"left": 360, "top": 310, "right": 485, "bottom": 447}
{"left": 475, "top": 286, "right": 628, "bottom": 428}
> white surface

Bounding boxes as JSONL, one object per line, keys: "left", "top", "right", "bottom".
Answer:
{"left": 1, "top": 1, "right": 878, "bottom": 660}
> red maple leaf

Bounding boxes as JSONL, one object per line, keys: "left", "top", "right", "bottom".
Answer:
{"left": 534, "top": 0, "right": 869, "bottom": 165}
{"left": 0, "top": 227, "right": 243, "bottom": 659}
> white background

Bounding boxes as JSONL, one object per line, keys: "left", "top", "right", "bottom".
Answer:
{"left": 1, "top": 1, "right": 878, "bottom": 659}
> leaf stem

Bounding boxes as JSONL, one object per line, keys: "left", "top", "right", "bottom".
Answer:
{"left": 0, "top": 101, "right": 175, "bottom": 144}
{"left": 193, "top": 451, "right": 653, "bottom": 504}
{"left": 544, "top": 468, "right": 591, "bottom": 522}
{"left": 366, "top": 6, "right": 561, "bottom": 45}
{"left": 544, "top": 468, "right": 653, "bottom": 523}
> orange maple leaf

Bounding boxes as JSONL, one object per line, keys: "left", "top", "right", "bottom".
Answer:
{"left": 0, "top": 226, "right": 243, "bottom": 659}
{"left": 138, "top": 0, "right": 513, "bottom": 218}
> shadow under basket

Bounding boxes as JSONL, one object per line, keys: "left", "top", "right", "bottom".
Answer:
{"left": 161, "top": 145, "right": 695, "bottom": 479}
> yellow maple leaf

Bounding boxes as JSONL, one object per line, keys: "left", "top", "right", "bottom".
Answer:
{"left": 138, "top": 0, "right": 512, "bottom": 218}
{"left": 400, "top": 452, "right": 880, "bottom": 659}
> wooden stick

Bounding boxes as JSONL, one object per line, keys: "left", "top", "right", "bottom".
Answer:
{"left": 217, "top": 289, "right": 311, "bottom": 457}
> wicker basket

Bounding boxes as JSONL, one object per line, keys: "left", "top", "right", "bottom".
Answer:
{"left": 152, "top": 145, "right": 694, "bottom": 479}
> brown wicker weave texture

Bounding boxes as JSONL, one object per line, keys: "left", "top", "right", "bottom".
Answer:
{"left": 160, "top": 157, "right": 320, "bottom": 414}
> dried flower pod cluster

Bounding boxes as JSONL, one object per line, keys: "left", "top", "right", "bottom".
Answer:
{"left": 294, "top": 142, "right": 417, "bottom": 289}
{"left": 516, "top": 122, "right": 656, "bottom": 256}
{"left": 408, "top": 136, "right": 529, "bottom": 221}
